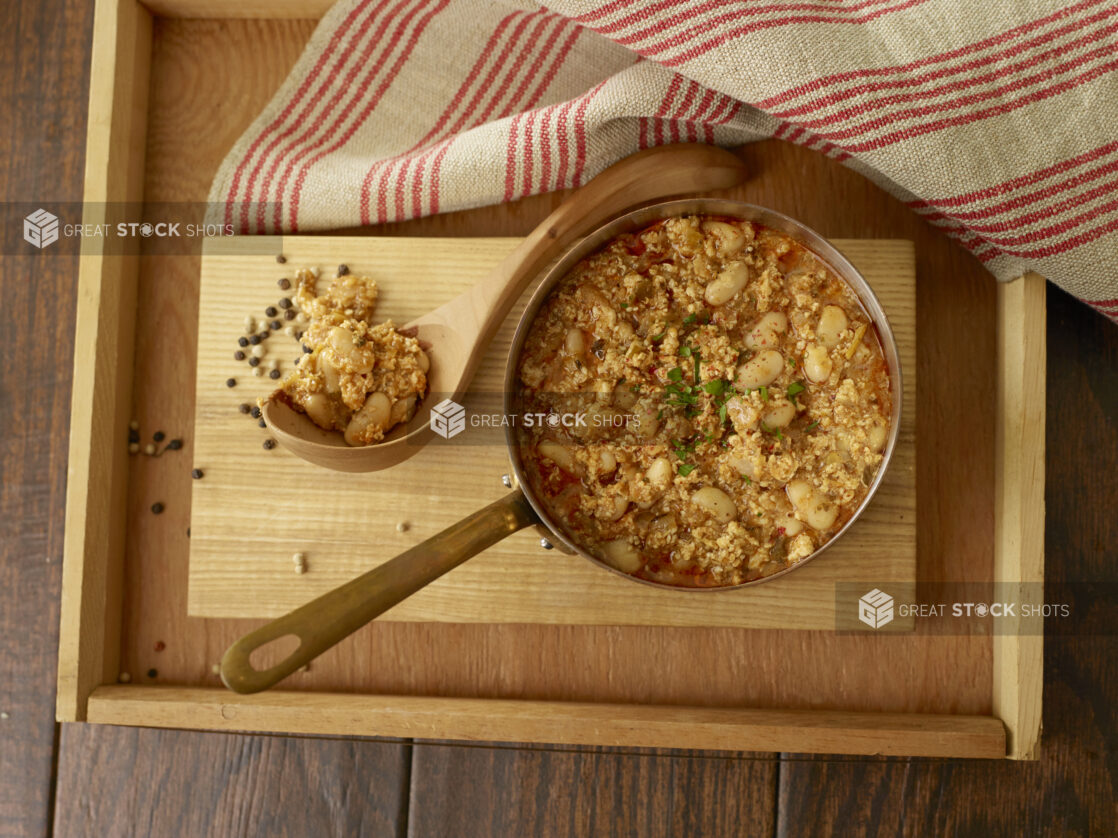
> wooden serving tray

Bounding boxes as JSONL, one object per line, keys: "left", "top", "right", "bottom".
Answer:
{"left": 189, "top": 236, "right": 916, "bottom": 629}
{"left": 56, "top": 0, "right": 1044, "bottom": 760}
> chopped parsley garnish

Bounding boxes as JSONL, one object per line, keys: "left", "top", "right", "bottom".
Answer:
{"left": 651, "top": 331, "right": 666, "bottom": 342}
{"left": 682, "top": 312, "right": 698, "bottom": 326}
{"left": 678, "top": 345, "right": 692, "bottom": 358}
{"left": 678, "top": 463, "right": 697, "bottom": 477}
{"left": 667, "top": 367, "right": 684, "bottom": 383}
{"left": 758, "top": 385, "right": 769, "bottom": 402}
{"left": 806, "top": 420, "right": 820, "bottom": 431}
{"left": 702, "top": 379, "right": 726, "bottom": 396}
{"left": 672, "top": 437, "right": 700, "bottom": 462}
{"left": 759, "top": 421, "right": 783, "bottom": 440}
{"left": 619, "top": 302, "right": 628, "bottom": 309}
{"left": 786, "top": 381, "right": 806, "bottom": 404}
{"left": 742, "top": 474, "right": 752, "bottom": 485}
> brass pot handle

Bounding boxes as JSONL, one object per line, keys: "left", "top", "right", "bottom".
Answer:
{"left": 220, "top": 490, "right": 538, "bottom": 694}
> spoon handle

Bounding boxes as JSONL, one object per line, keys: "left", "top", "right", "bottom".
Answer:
{"left": 220, "top": 491, "right": 538, "bottom": 694}
{"left": 424, "top": 144, "right": 747, "bottom": 395}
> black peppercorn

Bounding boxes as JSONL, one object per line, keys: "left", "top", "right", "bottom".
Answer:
{"left": 260, "top": 331, "right": 270, "bottom": 340}
{"left": 151, "top": 502, "right": 165, "bottom": 514}
{"left": 249, "top": 334, "right": 261, "bottom": 345}
{"left": 278, "top": 297, "right": 292, "bottom": 309}
{"left": 238, "top": 336, "right": 248, "bottom": 347}
{"left": 191, "top": 468, "right": 203, "bottom": 479}
{"left": 234, "top": 350, "right": 245, "bottom": 360}
{"left": 258, "top": 418, "right": 267, "bottom": 428}
{"left": 248, "top": 357, "right": 260, "bottom": 367}
{"left": 239, "top": 403, "right": 251, "bottom": 414}
{"left": 153, "top": 431, "right": 165, "bottom": 442}
{"left": 168, "top": 439, "right": 182, "bottom": 451}
{"left": 263, "top": 439, "right": 276, "bottom": 450}
{"left": 265, "top": 306, "right": 278, "bottom": 317}
{"left": 284, "top": 309, "right": 296, "bottom": 321}
{"left": 277, "top": 276, "right": 290, "bottom": 287}
{"left": 269, "top": 369, "right": 281, "bottom": 379}
{"left": 337, "top": 264, "right": 349, "bottom": 276}
{"left": 128, "top": 428, "right": 139, "bottom": 443}
{"left": 226, "top": 378, "right": 236, "bottom": 388}
{"left": 276, "top": 255, "right": 287, "bottom": 264}
{"left": 251, "top": 406, "right": 261, "bottom": 419}
{"left": 302, "top": 344, "right": 312, "bottom": 354}
{"left": 270, "top": 319, "right": 281, "bottom": 330}
{"left": 147, "top": 668, "right": 158, "bottom": 678}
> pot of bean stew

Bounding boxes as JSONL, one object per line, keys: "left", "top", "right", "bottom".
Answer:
{"left": 222, "top": 200, "right": 902, "bottom": 693}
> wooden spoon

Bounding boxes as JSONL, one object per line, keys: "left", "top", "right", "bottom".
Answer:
{"left": 263, "top": 143, "right": 747, "bottom": 472}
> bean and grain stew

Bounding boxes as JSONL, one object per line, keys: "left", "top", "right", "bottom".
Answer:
{"left": 513, "top": 215, "right": 892, "bottom": 587}
{"left": 277, "top": 269, "right": 429, "bottom": 445}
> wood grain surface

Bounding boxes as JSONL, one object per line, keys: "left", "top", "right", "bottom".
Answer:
{"left": 0, "top": 8, "right": 1112, "bottom": 838}
{"left": 0, "top": 0, "right": 93, "bottom": 833}
{"left": 188, "top": 237, "right": 916, "bottom": 631}
{"left": 52, "top": 724, "right": 410, "bottom": 838}
{"left": 111, "top": 18, "right": 982, "bottom": 723}
{"left": 407, "top": 743, "right": 778, "bottom": 838}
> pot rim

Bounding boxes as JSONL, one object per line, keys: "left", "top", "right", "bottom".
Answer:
{"left": 502, "top": 199, "right": 903, "bottom": 591}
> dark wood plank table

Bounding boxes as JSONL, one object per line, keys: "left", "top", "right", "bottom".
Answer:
{"left": 1, "top": 1, "right": 1115, "bottom": 836}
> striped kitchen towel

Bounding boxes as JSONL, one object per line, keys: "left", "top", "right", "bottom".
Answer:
{"left": 209, "top": 0, "right": 1118, "bottom": 322}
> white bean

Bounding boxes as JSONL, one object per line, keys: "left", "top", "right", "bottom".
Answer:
{"left": 762, "top": 401, "right": 796, "bottom": 428}
{"left": 599, "top": 449, "right": 618, "bottom": 473}
{"left": 304, "top": 393, "right": 332, "bottom": 428}
{"left": 646, "top": 456, "right": 673, "bottom": 487}
{"left": 816, "top": 305, "right": 848, "bottom": 348}
{"left": 344, "top": 391, "right": 391, "bottom": 445}
{"left": 736, "top": 350, "right": 784, "bottom": 390}
{"left": 633, "top": 405, "right": 660, "bottom": 438}
{"left": 785, "top": 479, "right": 812, "bottom": 508}
{"left": 328, "top": 326, "right": 354, "bottom": 354}
{"left": 745, "top": 311, "right": 788, "bottom": 349}
{"left": 601, "top": 538, "right": 642, "bottom": 573}
{"left": 803, "top": 344, "right": 833, "bottom": 383}
{"left": 779, "top": 512, "right": 804, "bottom": 537}
{"left": 690, "top": 486, "right": 737, "bottom": 523}
{"left": 702, "top": 220, "right": 746, "bottom": 255}
{"left": 321, "top": 360, "right": 341, "bottom": 394}
{"left": 725, "top": 454, "right": 756, "bottom": 479}
{"left": 802, "top": 497, "right": 838, "bottom": 531}
{"left": 389, "top": 394, "right": 417, "bottom": 427}
{"left": 599, "top": 494, "right": 630, "bottom": 522}
{"left": 785, "top": 479, "right": 838, "bottom": 531}
{"left": 538, "top": 440, "right": 575, "bottom": 472}
{"left": 704, "top": 262, "right": 749, "bottom": 306}
{"left": 565, "top": 327, "right": 586, "bottom": 356}
{"left": 868, "top": 422, "right": 888, "bottom": 452}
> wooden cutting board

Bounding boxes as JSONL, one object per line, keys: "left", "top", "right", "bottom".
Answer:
{"left": 188, "top": 235, "right": 916, "bottom": 629}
